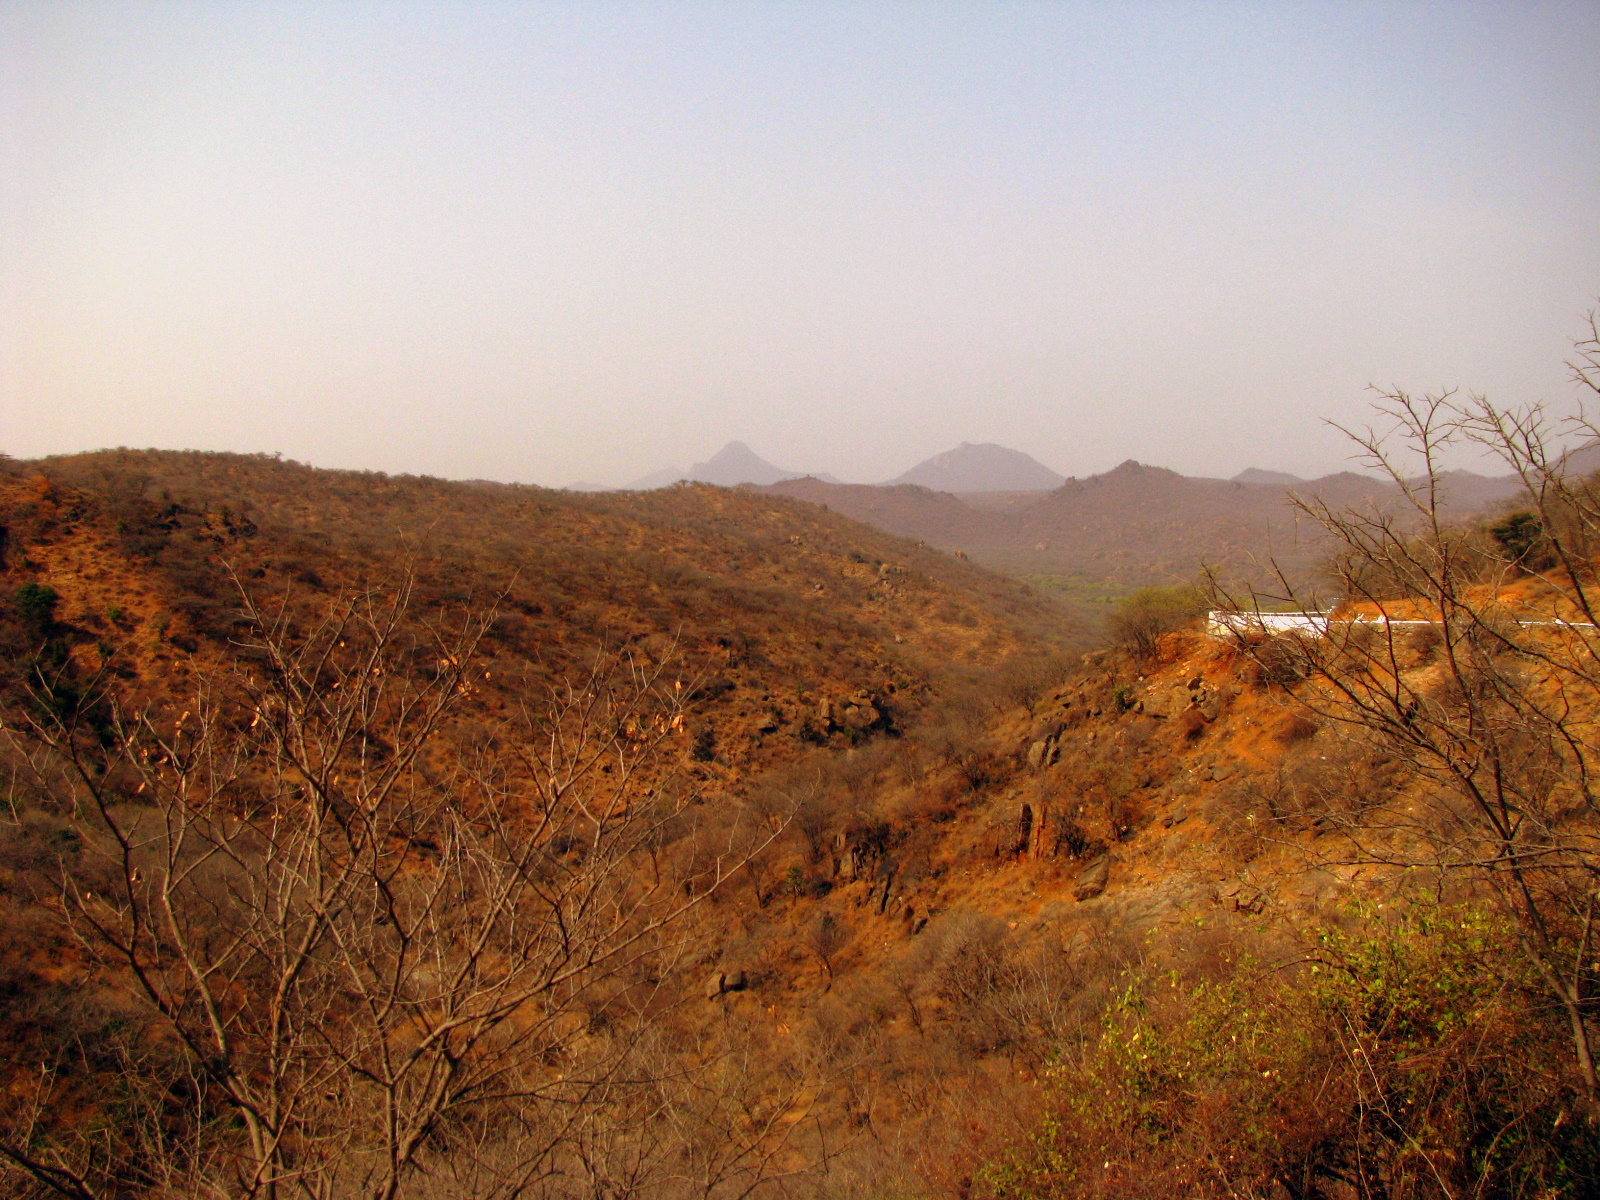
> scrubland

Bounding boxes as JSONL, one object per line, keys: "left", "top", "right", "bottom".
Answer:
{"left": 2, "top": 426, "right": 1599, "bottom": 1199}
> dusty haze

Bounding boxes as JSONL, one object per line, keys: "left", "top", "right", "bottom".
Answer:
{"left": 3, "top": 1, "right": 1598, "bottom": 485}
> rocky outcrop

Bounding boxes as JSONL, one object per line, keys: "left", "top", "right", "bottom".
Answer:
{"left": 704, "top": 968, "right": 748, "bottom": 999}
{"left": 1025, "top": 716, "right": 1066, "bottom": 768}
{"left": 1073, "top": 855, "right": 1110, "bottom": 901}
{"left": 1216, "top": 882, "right": 1267, "bottom": 914}
{"left": 835, "top": 823, "right": 892, "bottom": 884}
{"left": 1137, "top": 676, "right": 1233, "bottom": 722}
{"left": 813, "top": 694, "right": 890, "bottom": 739}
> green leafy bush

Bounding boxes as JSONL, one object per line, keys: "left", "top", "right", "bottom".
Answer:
{"left": 1490, "top": 510, "right": 1554, "bottom": 573}
{"left": 976, "top": 905, "right": 1597, "bottom": 1199}
{"left": 1106, "top": 585, "right": 1207, "bottom": 658}
{"left": 14, "top": 581, "right": 58, "bottom": 634}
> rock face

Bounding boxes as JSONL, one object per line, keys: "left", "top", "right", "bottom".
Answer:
{"left": 1217, "top": 883, "right": 1266, "bottom": 914}
{"left": 704, "top": 969, "right": 748, "bottom": 999}
{"left": 1073, "top": 856, "right": 1110, "bottom": 901}
{"left": 834, "top": 824, "right": 891, "bottom": 884}
{"left": 1137, "top": 677, "right": 1233, "bottom": 722}
{"left": 1026, "top": 716, "right": 1066, "bottom": 768}
{"left": 812, "top": 694, "right": 888, "bottom": 740}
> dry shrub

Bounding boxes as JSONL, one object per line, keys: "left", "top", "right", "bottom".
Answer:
{"left": 911, "top": 912, "right": 1087, "bottom": 1064}
{"left": 1103, "top": 790, "right": 1144, "bottom": 841}
{"left": 890, "top": 738, "right": 936, "bottom": 788}
{"left": 997, "top": 651, "right": 1076, "bottom": 715}
{"left": 973, "top": 905, "right": 1598, "bottom": 1199}
{"left": 1248, "top": 635, "right": 1309, "bottom": 688}
{"left": 1107, "top": 586, "right": 1207, "bottom": 661}
{"left": 753, "top": 753, "right": 867, "bottom": 863}
{"left": 886, "top": 780, "right": 957, "bottom": 827}
{"left": 1407, "top": 620, "right": 1444, "bottom": 663}
{"left": 1118, "top": 715, "right": 1158, "bottom": 749}
{"left": 1050, "top": 814, "right": 1095, "bottom": 860}
{"left": 1203, "top": 786, "right": 1264, "bottom": 864}
{"left": 1273, "top": 732, "right": 1405, "bottom": 825}
{"left": 1271, "top": 711, "right": 1319, "bottom": 743}
{"left": 1220, "top": 736, "right": 1402, "bottom": 852}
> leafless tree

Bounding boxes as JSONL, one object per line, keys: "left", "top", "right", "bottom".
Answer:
{"left": 1212, "top": 339, "right": 1600, "bottom": 1105}
{"left": 0, "top": 577, "right": 782, "bottom": 1198}
{"left": 806, "top": 915, "right": 846, "bottom": 987}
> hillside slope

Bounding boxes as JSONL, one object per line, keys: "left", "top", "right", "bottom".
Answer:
{"left": 0, "top": 450, "right": 1093, "bottom": 1195}
{"left": 762, "top": 459, "right": 1522, "bottom": 604}
{"left": 665, "top": 610, "right": 1595, "bottom": 1195}
{"left": 0, "top": 450, "right": 1080, "bottom": 770}
{"left": 1, "top": 450, "right": 1588, "bottom": 1199}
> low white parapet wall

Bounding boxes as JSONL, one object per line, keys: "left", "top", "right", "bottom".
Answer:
{"left": 1206, "top": 610, "right": 1597, "bottom": 639}
{"left": 1206, "top": 610, "right": 1331, "bottom": 637}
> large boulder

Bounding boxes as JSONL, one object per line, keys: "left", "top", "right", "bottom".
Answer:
{"left": 1073, "top": 855, "right": 1110, "bottom": 901}
{"left": 1026, "top": 737, "right": 1060, "bottom": 768}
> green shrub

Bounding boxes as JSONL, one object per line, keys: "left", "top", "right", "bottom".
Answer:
{"left": 976, "top": 905, "right": 1597, "bottom": 1199}
{"left": 1490, "top": 510, "right": 1554, "bottom": 573}
{"left": 14, "top": 581, "right": 59, "bottom": 633}
{"left": 1106, "top": 586, "right": 1207, "bottom": 659}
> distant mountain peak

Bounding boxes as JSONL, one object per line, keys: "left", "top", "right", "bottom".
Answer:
{"left": 890, "top": 443, "right": 1065, "bottom": 493}
{"left": 1232, "top": 467, "right": 1304, "bottom": 486}
{"left": 1559, "top": 438, "right": 1600, "bottom": 479}
{"left": 626, "top": 442, "right": 815, "bottom": 490}
{"left": 1098, "top": 459, "right": 1183, "bottom": 482}
{"left": 689, "top": 442, "right": 806, "bottom": 486}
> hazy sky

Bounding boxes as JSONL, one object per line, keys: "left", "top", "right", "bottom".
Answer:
{"left": 4, "top": 2, "right": 1598, "bottom": 486}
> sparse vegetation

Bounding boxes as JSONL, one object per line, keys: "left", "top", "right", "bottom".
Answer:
{"left": 1221, "top": 372, "right": 1600, "bottom": 1111}
{"left": 1106, "top": 584, "right": 1208, "bottom": 658}
{"left": 7, "top": 353, "right": 1600, "bottom": 1200}
{"left": 977, "top": 905, "right": 1595, "bottom": 1199}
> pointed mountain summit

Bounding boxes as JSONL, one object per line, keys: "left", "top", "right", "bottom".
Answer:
{"left": 689, "top": 441, "right": 806, "bottom": 486}
{"left": 889, "top": 442, "right": 1065, "bottom": 493}
{"left": 626, "top": 442, "right": 814, "bottom": 489}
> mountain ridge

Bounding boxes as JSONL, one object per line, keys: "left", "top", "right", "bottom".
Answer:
{"left": 760, "top": 457, "right": 1528, "bottom": 604}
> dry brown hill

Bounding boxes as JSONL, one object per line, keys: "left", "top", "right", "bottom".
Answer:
{"left": 0, "top": 449, "right": 1096, "bottom": 1198}
{"left": 761, "top": 460, "right": 1523, "bottom": 606}
{"left": 0, "top": 454, "right": 1075, "bottom": 771}
{"left": 0, "top": 449, "right": 1081, "bottom": 773}
{"left": 1, "top": 448, "right": 1588, "bottom": 1200}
